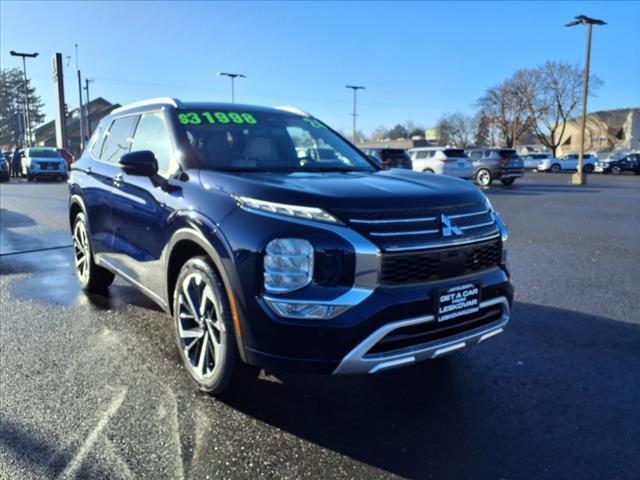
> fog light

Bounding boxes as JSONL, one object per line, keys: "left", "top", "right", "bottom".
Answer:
{"left": 265, "top": 299, "right": 348, "bottom": 320}
{"left": 264, "top": 238, "right": 313, "bottom": 293}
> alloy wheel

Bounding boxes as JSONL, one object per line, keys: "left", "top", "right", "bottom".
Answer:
{"left": 73, "top": 220, "right": 90, "bottom": 283}
{"left": 477, "top": 169, "right": 491, "bottom": 186}
{"left": 177, "top": 272, "right": 226, "bottom": 381}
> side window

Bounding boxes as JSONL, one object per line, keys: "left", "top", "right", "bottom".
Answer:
{"left": 90, "top": 124, "right": 106, "bottom": 157}
{"left": 131, "top": 112, "right": 173, "bottom": 173}
{"left": 416, "top": 151, "right": 428, "bottom": 159}
{"left": 100, "top": 116, "right": 138, "bottom": 163}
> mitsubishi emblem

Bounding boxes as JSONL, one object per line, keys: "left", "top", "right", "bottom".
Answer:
{"left": 441, "top": 214, "right": 463, "bottom": 237}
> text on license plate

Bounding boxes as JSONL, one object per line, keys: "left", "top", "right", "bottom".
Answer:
{"left": 437, "top": 283, "right": 480, "bottom": 322}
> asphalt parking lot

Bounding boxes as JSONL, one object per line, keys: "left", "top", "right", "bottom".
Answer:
{"left": 1, "top": 173, "right": 639, "bottom": 480}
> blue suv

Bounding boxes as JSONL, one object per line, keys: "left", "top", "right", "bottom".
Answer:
{"left": 69, "top": 98, "right": 513, "bottom": 394}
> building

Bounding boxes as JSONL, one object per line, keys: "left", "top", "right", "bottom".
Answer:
{"left": 554, "top": 108, "right": 640, "bottom": 156}
{"left": 34, "top": 97, "right": 120, "bottom": 156}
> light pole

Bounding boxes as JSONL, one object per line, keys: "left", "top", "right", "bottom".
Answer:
{"left": 566, "top": 15, "right": 606, "bottom": 185}
{"left": 217, "top": 72, "right": 246, "bottom": 103}
{"left": 9, "top": 50, "right": 39, "bottom": 147}
{"left": 345, "top": 85, "right": 365, "bottom": 143}
{"left": 84, "top": 78, "right": 93, "bottom": 136}
{"left": 510, "top": 90, "right": 520, "bottom": 150}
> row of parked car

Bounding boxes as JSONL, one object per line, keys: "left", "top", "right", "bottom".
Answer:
{"left": 360, "top": 147, "right": 640, "bottom": 186}
{"left": 362, "top": 146, "right": 525, "bottom": 186}
{"left": 0, "top": 147, "right": 73, "bottom": 182}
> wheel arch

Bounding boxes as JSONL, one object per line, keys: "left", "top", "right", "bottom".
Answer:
{"left": 163, "top": 225, "right": 248, "bottom": 362}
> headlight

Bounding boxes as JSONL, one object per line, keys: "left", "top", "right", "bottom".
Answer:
{"left": 234, "top": 195, "right": 343, "bottom": 225}
{"left": 484, "top": 196, "right": 508, "bottom": 242}
{"left": 264, "top": 238, "right": 314, "bottom": 293}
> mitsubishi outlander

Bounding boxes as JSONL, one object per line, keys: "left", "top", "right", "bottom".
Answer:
{"left": 68, "top": 98, "right": 514, "bottom": 394}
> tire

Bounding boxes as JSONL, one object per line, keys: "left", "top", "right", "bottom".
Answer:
{"left": 72, "top": 213, "right": 115, "bottom": 292}
{"left": 423, "top": 169, "right": 434, "bottom": 174}
{"left": 475, "top": 168, "right": 492, "bottom": 186}
{"left": 611, "top": 166, "right": 621, "bottom": 175}
{"left": 27, "top": 175, "right": 34, "bottom": 182}
{"left": 500, "top": 177, "right": 515, "bottom": 186}
{"left": 583, "top": 164, "right": 594, "bottom": 174}
{"left": 550, "top": 164, "right": 561, "bottom": 173}
{"left": 173, "top": 256, "right": 239, "bottom": 395}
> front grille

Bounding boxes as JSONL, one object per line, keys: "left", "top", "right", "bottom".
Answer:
{"left": 337, "top": 202, "right": 500, "bottom": 252}
{"left": 367, "top": 303, "right": 503, "bottom": 354}
{"left": 381, "top": 238, "right": 501, "bottom": 285}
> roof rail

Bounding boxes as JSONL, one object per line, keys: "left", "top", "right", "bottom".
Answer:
{"left": 274, "top": 106, "right": 310, "bottom": 117}
{"left": 112, "top": 97, "right": 181, "bottom": 114}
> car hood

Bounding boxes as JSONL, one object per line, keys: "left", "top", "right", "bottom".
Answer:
{"left": 198, "top": 168, "right": 486, "bottom": 212}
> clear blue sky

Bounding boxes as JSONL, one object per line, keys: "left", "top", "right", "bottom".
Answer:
{"left": 1, "top": 0, "right": 638, "bottom": 134}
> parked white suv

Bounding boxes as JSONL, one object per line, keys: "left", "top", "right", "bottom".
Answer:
{"left": 408, "top": 147, "right": 472, "bottom": 179}
{"left": 537, "top": 153, "right": 597, "bottom": 173}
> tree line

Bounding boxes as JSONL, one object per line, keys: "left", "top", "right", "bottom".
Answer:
{"left": 363, "top": 60, "right": 601, "bottom": 157}
{"left": 0, "top": 68, "right": 45, "bottom": 148}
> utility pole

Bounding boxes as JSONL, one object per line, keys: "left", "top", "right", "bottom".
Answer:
{"left": 84, "top": 78, "right": 93, "bottom": 136}
{"left": 510, "top": 90, "right": 520, "bottom": 150}
{"left": 9, "top": 50, "right": 39, "bottom": 147}
{"left": 345, "top": 85, "right": 365, "bottom": 143}
{"left": 565, "top": 15, "right": 606, "bottom": 185}
{"left": 217, "top": 72, "right": 246, "bottom": 103}
{"left": 75, "top": 45, "right": 86, "bottom": 149}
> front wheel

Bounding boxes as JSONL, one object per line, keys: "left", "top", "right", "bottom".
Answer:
{"left": 73, "top": 213, "right": 115, "bottom": 292}
{"left": 476, "top": 168, "right": 492, "bottom": 186}
{"left": 611, "top": 166, "right": 621, "bottom": 175}
{"left": 173, "top": 256, "right": 239, "bottom": 395}
{"left": 500, "top": 177, "right": 515, "bottom": 186}
{"left": 583, "top": 164, "right": 594, "bottom": 174}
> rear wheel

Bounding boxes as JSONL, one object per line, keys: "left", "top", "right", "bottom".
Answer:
{"left": 583, "top": 164, "right": 594, "bottom": 174}
{"left": 611, "top": 166, "right": 621, "bottom": 175}
{"left": 173, "top": 256, "right": 239, "bottom": 395}
{"left": 500, "top": 177, "right": 515, "bottom": 186}
{"left": 423, "top": 168, "right": 434, "bottom": 174}
{"left": 73, "top": 213, "right": 115, "bottom": 292}
{"left": 476, "top": 168, "right": 492, "bottom": 186}
{"left": 550, "top": 164, "right": 561, "bottom": 173}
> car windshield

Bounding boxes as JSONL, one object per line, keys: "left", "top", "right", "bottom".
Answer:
{"left": 175, "top": 109, "right": 376, "bottom": 172}
{"left": 28, "top": 148, "right": 60, "bottom": 158}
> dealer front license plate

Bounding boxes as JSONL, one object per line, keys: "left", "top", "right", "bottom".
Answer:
{"left": 436, "top": 283, "right": 480, "bottom": 322}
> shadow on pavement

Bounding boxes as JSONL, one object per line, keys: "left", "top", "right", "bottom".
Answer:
{"left": 0, "top": 208, "right": 37, "bottom": 229}
{"left": 219, "top": 302, "right": 640, "bottom": 479}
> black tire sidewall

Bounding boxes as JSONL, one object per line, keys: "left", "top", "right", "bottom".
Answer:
{"left": 172, "top": 256, "right": 238, "bottom": 394}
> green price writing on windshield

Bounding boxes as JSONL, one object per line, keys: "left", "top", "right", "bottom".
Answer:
{"left": 178, "top": 111, "right": 258, "bottom": 125}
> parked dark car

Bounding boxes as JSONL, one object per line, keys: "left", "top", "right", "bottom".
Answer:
{"left": 69, "top": 98, "right": 513, "bottom": 394}
{"left": 598, "top": 152, "right": 640, "bottom": 175}
{"left": 360, "top": 147, "right": 412, "bottom": 169}
{"left": 465, "top": 148, "right": 524, "bottom": 186}
{"left": 0, "top": 153, "right": 9, "bottom": 181}
{"left": 58, "top": 148, "right": 75, "bottom": 168}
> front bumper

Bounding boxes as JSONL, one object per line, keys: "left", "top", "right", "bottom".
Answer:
{"left": 333, "top": 296, "right": 509, "bottom": 374}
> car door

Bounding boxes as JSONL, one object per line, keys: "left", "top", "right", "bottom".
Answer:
{"left": 564, "top": 154, "right": 578, "bottom": 170}
{"left": 83, "top": 116, "right": 138, "bottom": 257}
{"left": 107, "top": 110, "right": 177, "bottom": 299}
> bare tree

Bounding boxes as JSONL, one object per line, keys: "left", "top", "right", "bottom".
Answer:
{"left": 477, "top": 80, "right": 532, "bottom": 148}
{"left": 370, "top": 125, "right": 389, "bottom": 141}
{"left": 436, "top": 112, "right": 477, "bottom": 147}
{"left": 515, "top": 61, "right": 602, "bottom": 157}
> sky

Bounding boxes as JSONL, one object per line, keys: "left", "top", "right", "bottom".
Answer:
{"left": 1, "top": 0, "right": 638, "bottom": 135}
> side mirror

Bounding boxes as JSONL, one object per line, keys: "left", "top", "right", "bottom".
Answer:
{"left": 119, "top": 150, "right": 158, "bottom": 176}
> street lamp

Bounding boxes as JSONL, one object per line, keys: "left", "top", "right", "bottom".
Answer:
{"left": 9, "top": 50, "right": 39, "bottom": 147}
{"left": 345, "top": 85, "right": 365, "bottom": 143}
{"left": 217, "top": 72, "right": 246, "bottom": 103}
{"left": 565, "top": 15, "right": 606, "bottom": 185}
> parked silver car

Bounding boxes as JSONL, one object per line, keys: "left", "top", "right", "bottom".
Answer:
{"left": 521, "top": 152, "right": 552, "bottom": 170}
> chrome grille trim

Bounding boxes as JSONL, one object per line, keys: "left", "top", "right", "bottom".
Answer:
{"left": 460, "top": 220, "right": 496, "bottom": 231}
{"left": 350, "top": 216, "right": 437, "bottom": 225}
{"left": 384, "top": 232, "right": 501, "bottom": 252}
{"left": 370, "top": 228, "right": 439, "bottom": 237}
{"left": 448, "top": 209, "right": 490, "bottom": 219}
